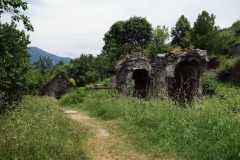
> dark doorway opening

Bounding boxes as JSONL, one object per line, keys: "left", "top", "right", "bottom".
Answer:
{"left": 168, "top": 61, "right": 199, "bottom": 105}
{"left": 55, "top": 91, "right": 63, "bottom": 100}
{"left": 132, "top": 69, "right": 149, "bottom": 98}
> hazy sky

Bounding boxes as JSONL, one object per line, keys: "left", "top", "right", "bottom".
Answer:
{"left": 2, "top": 0, "right": 240, "bottom": 58}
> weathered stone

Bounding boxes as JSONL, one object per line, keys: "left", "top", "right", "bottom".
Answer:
{"left": 116, "top": 49, "right": 208, "bottom": 104}
{"left": 151, "top": 49, "right": 208, "bottom": 104}
{"left": 44, "top": 73, "right": 74, "bottom": 99}
{"left": 116, "top": 49, "right": 151, "bottom": 98}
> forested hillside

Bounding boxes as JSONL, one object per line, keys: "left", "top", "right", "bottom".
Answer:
{"left": 27, "top": 47, "right": 71, "bottom": 64}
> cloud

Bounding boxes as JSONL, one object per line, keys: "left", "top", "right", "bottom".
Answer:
{"left": 1, "top": 0, "right": 240, "bottom": 58}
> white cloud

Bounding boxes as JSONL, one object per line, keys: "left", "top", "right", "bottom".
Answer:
{"left": 1, "top": 0, "right": 240, "bottom": 58}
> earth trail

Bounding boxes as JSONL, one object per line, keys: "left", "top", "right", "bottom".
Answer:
{"left": 63, "top": 109, "right": 151, "bottom": 160}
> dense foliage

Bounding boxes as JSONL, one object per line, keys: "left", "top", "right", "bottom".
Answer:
{"left": 0, "top": 22, "right": 31, "bottom": 113}
{"left": 191, "top": 11, "right": 227, "bottom": 54}
{"left": 68, "top": 54, "right": 98, "bottom": 87}
{"left": 0, "top": 0, "right": 33, "bottom": 31}
{"left": 220, "top": 20, "right": 240, "bottom": 49}
{"left": 171, "top": 15, "right": 191, "bottom": 48}
{"left": 101, "top": 16, "right": 153, "bottom": 74}
{"left": 147, "top": 25, "right": 170, "bottom": 61}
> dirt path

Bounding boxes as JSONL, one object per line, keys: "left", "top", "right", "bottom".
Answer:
{"left": 63, "top": 109, "right": 151, "bottom": 160}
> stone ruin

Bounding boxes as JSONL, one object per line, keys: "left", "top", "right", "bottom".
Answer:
{"left": 116, "top": 50, "right": 151, "bottom": 98}
{"left": 116, "top": 49, "right": 208, "bottom": 104}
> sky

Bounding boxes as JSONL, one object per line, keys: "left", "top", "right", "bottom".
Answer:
{"left": 1, "top": 0, "right": 240, "bottom": 59}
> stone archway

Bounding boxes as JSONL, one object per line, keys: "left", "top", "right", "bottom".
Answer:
{"left": 168, "top": 61, "right": 200, "bottom": 104}
{"left": 132, "top": 69, "right": 149, "bottom": 98}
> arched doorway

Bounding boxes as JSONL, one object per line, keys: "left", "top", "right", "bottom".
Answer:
{"left": 169, "top": 61, "right": 199, "bottom": 105}
{"left": 132, "top": 69, "right": 149, "bottom": 98}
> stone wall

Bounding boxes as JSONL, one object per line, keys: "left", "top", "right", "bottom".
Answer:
{"left": 116, "top": 49, "right": 151, "bottom": 98}
{"left": 116, "top": 49, "right": 208, "bottom": 102}
{"left": 151, "top": 49, "right": 208, "bottom": 103}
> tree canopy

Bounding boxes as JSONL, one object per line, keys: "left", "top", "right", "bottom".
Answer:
{"left": 0, "top": 22, "right": 31, "bottom": 112}
{"left": 103, "top": 16, "right": 152, "bottom": 58}
{"left": 147, "top": 25, "right": 170, "bottom": 61}
{"left": 0, "top": 0, "right": 33, "bottom": 31}
{"left": 171, "top": 15, "right": 191, "bottom": 48}
{"left": 191, "top": 11, "right": 226, "bottom": 54}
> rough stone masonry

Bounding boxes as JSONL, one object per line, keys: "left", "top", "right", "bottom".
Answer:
{"left": 116, "top": 49, "right": 208, "bottom": 103}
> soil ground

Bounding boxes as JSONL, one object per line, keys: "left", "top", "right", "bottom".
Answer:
{"left": 63, "top": 109, "right": 152, "bottom": 160}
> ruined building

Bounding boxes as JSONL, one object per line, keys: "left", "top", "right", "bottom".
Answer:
{"left": 44, "top": 73, "right": 74, "bottom": 99}
{"left": 116, "top": 49, "right": 208, "bottom": 103}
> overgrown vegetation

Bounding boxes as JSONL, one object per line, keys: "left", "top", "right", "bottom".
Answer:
{"left": 0, "top": 22, "right": 31, "bottom": 113}
{"left": 61, "top": 83, "right": 240, "bottom": 159}
{"left": 0, "top": 96, "right": 90, "bottom": 159}
{"left": 60, "top": 87, "right": 86, "bottom": 106}
{"left": 1, "top": 3, "right": 240, "bottom": 158}
{"left": 221, "top": 20, "right": 240, "bottom": 47}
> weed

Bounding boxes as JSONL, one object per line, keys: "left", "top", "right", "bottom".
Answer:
{"left": 68, "top": 82, "right": 240, "bottom": 159}
{"left": 0, "top": 96, "right": 90, "bottom": 160}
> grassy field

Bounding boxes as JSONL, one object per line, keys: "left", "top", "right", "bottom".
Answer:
{"left": 60, "top": 81, "right": 240, "bottom": 159}
{"left": 0, "top": 96, "right": 90, "bottom": 160}
{"left": 1, "top": 80, "right": 240, "bottom": 159}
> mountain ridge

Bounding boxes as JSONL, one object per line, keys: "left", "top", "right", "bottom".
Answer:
{"left": 27, "top": 47, "right": 72, "bottom": 64}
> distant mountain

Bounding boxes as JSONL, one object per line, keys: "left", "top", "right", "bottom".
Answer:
{"left": 27, "top": 47, "right": 72, "bottom": 64}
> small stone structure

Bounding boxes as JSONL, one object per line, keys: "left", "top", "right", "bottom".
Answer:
{"left": 116, "top": 50, "right": 151, "bottom": 98}
{"left": 151, "top": 49, "right": 207, "bottom": 103}
{"left": 44, "top": 73, "right": 74, "bottom": 99}
{"left": 116, "top": 49, "right": 208, "bottom": 103}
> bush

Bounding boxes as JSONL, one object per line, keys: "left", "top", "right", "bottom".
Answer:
{"left": 68, "top": 78, "right": 76, "bottom": 86}
{"left": 203, "top": 78, "right": 217, "bottom": 95}
{"left": 59, "top": 87, "right": 86, "bottom": 105}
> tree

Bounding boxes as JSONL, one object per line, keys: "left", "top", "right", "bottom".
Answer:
{"left": 123, "top": 16, "right": 152, "bottom": 47}
{"left": 101, "top": 16, "right": 152, "bottom": 76}
{"left": 103, "top": 16, "right": 152, "bottom": 55}
{"left": 28, "top": 56, "right": 54, "bottom": 95}
{"left": 0, "top": 0, "right": 33, "bottom": 31}
{"left": 147, "top": 25, "right": 170, "bottom": 61}
{"left": 0, "top": 22, "right": 31, "bottom": 112}
{"left": 171, "top": 15, "right": 191, "bottom": 48}
{"left": 103, "top": 20, "right": 125, "bottom": 53}
{"left": 33, "top": 56, "right": 53, "bottom": 76}
{"left": 68, "top": 54, "right": 98, "bottom": 87}
{"left": 191, "top": 11, "right": 225, "bottom": 54}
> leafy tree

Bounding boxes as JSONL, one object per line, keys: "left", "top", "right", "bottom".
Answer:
{"left": 221, "top": 20, "right": 240, "bottom": 49}
{"left": 101, "top": 16, "right": 152, "bottom": 76}
{"left": 103, "top": 21, "right": 125, "bottom": 54}
{"left": 147, "top": 25, "right": 170, "bottom": 61}
{"left": 0, "top": 0, "right": 33, "bottom": 31}
{"left": 123, "top": 16, "right": 152, "bottom": 47}
{"left": 0, "top": 22, "right": 31, "bottom": 112}
{"left": 29, "top": 56, "right": 54, "bottom": 94}
{"left": 191, "top": 11, "right": 226, "bottom": 54}
{"left": 103, "top": 16, "right": 152, "bottom": 61}
{"left": 171, "top": 15, "right": 191, "bottom": 48}
{"left": 68, "top": 54, "right": 98, "bottom": 86}
{"left": 33, "top": 56, "right": 53, "bottom": 76}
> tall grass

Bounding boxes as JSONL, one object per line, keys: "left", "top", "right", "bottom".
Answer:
{"left": 0, "top": 96, "right": 90, "bottom": 160}
{"left": 68, "top": 85, "right": 240, "bottom": 159}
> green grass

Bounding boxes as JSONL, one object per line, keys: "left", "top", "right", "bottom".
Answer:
{"left": 66, "top": 85, "right": 240, "bottom": 159}
{"left": 0, "top": 96, "right": 90, "bottom": 160}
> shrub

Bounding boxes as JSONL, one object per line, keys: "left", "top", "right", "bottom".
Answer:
{"left": 59, "top": 87, "right": 86, "bottom": 105}
{"left": 68, "top": 78, "right": 76, "bottom": 86}
{"left": 203, "top": 78, "right": 216, "bottom": 95}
